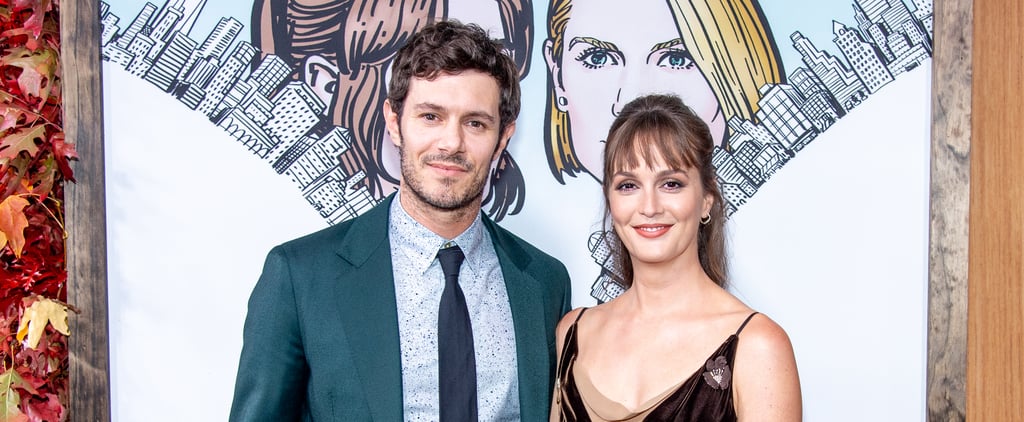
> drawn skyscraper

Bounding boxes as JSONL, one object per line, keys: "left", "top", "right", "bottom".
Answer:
{"left": 756, "top": 84, "right": 815, "bottom": 151}
{"left": 144, "top": 31, "right": 197, "bottom": 92}
{"left": 264, "top": 81, "right": 327, "bottom": 164}
{"left": 789, "top": 67, "right": 842, "bottom": 131}
{"left": 100, "top": 10, "right": 120, "bottom": 46}
{"left": 196, "top": 41, "right": 258, "bottom": 117}
{"left": 833, "top": 21, "right": 893, "bottom": 93}
{"left": 115, "top": 2, "right": 156, "bottom": 49}
{"left": 791, "top": 31, "right": 866, "bottom": 111}
{"left": 179, "top": 16, "right": 242, "bottom": 80}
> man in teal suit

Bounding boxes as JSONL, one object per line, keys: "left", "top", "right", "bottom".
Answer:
{"left": 229, "top": 20, "right": 572, "bottom": 421}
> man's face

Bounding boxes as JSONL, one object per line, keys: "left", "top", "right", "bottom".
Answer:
{"left": 384, "top": 70, "right": 513, "bottom": 214}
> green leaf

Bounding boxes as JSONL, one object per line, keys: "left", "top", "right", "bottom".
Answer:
{"left": 0, "top": 369, "right": 29, "bottom": 422}
{"left": 0, "top": 125, "right": 43, "bottom": 165}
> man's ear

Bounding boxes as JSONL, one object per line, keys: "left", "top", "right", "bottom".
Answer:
{"left": 383, "top": 99, "right": 401, "bottom": 147}
{"left": 494, "top": 122, "right": 516, "bottom": 162}
{"left": 303, "top": 54, "right": 339, "bottom": 107}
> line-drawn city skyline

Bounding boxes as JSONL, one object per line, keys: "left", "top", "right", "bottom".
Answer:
{"left": 99, "top": 0, "right": 934, "bottom": 303}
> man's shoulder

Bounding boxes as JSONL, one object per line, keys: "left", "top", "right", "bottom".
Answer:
{"left": 483, "top": 217, "right": 563, "bottom": 266}
{"left": 276, "top": 200, "right": 389, "bottom": 254}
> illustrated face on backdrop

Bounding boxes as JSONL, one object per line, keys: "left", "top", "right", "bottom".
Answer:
{"left": 544, "top": 0, "right": 725, "bottom": 183}
{"left": 257, "top": 0, "right": 532, "bottom": 222}
{"left": 543, "top": 0, "right": 784, "bottom": 187}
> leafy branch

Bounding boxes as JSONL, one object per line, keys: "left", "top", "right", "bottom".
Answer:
{"left": 1, "top": 0, "right": 73, "bottom": 420}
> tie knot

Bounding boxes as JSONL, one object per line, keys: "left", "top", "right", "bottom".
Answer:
{"left": 437, "top": 245, "right": 465, "bottom": 279}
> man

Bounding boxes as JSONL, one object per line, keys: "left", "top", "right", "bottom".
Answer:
{"left": 229, "top": 20, "right": 572, "bottom": 421}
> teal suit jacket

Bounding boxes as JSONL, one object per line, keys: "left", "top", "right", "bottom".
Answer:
{"left": 229, "top": 195, "right": 572, "bottom": 421}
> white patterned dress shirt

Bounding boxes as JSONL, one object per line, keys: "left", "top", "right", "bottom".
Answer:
{"left": 389, "top": 195, "right": 521, "bottom": 421}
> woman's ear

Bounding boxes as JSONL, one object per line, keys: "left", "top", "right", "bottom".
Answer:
{"left": 302, "top": 54, "right": 339, "bottom": 107}
{"left": 544, "top": 39, "right": 569, "bottom": 113}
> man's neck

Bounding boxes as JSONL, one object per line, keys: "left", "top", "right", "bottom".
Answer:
{"left": 397, "top": 190, "right": 480, "bottom": 240}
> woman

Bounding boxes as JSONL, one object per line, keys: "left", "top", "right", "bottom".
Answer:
{"left": 551, "top": 94, "right": 801, "bottom": 421}
{"left": 543, "top": 0, "right": 784, "bottom": 183}
{"left": 252, "top": 0, "right": 533, "bottom": 220}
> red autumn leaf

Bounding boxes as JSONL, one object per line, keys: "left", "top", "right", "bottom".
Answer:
{"left": 0, "top": 195, "right": 30, "bottom": 257}
{"left": 48, "top": 132, "right": 74, "bottom": 181}
{"left": 27, "top": 156, "right": 54, "bottom": 198}
{"left": 0, "top": 125, "right": 43, "bottom": 164}
{"left": 1, "top": 46, "right": 57, "bottom": 105}
{"left": 10, "top": 0, "right": 49, "bottom": 38}
{"left": 22, "top": 393, "right": 63, "bottom": 422}
{"left": 0, "top": 103, "right": 28, "bottom": 133}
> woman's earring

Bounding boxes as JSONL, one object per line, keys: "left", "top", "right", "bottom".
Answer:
{"left": 700, "top": 213, "right": 711, "bottom": 225}
{"left": 557, "top": 96, "right": 568, "bottom": 107}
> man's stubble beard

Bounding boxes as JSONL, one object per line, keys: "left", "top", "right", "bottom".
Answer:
{"left": 397, "top": 136, "right": 489, "bottom": 212}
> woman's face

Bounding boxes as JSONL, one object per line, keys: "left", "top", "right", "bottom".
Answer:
{"left": 607, "top": 151, "right": 711, "bottom": 268}
{"left": 545, "top": 0, "right": 725, "bottom": 182}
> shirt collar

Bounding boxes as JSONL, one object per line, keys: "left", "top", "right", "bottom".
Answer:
{"left": 389, "top": 192, "right": 487, "bottom": 274}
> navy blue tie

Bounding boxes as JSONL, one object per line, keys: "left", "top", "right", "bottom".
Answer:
{"left": 437, "top": 245, "right": 477, "bottom": 421}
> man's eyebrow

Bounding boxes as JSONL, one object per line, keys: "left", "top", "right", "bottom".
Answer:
{"left": 568, "top": 36, "right": 620, "bottom": 52}
{"left": 410, "top": 102, "right": 496, "bottom": 123}
{"left": 409, "top": 101, "right": 445, "bottom": 112}
{"left": 463, "top": 110, "right": 497, "bottom": 124}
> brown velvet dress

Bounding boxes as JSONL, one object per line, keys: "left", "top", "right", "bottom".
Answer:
{"left": 553, "top": 309, "right": 759, "bottom": 421}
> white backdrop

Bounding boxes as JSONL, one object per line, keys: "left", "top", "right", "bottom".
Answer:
{"left": 102, "top": 0, "right": 931, "bottom": 420}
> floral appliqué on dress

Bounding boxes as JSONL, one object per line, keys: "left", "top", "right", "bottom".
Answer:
{"left": 702, "top": 356, "right": 731, "bottom": 390}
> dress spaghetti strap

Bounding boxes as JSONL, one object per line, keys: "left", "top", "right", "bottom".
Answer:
{"left": 572, "top": 307, "right": 588, "bottom": 325}
{"left": 734, "top": 312, "right": 759, "bottom": 336}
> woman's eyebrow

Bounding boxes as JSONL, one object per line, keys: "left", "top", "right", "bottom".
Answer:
{"left": 569, "top": 36, "right": 620, "bottom": 52}
{"left": 651, "top": 38, "right": 685, "bottom": 52}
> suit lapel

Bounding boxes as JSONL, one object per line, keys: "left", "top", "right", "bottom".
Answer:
{"left": 486, "top": 219, "right": 552, "bottom": 422}
{"left": 333, "top": 195, "right": 403, "bottom": 421}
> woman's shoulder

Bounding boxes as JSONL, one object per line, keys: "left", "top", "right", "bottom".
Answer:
{"left": 556, "top": 306, "right": 594, "bottom": 333}
{"left": 733, "top": 312, "right": 797, "bottom": 369}
{"left": 731, "top": 312, "right": 803, "bottom": 418}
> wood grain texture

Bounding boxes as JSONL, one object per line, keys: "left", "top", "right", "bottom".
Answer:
{"left": 968, "top": 0, "right": 1024, "bottom": 419}
{"left": 927, "top": 0, "right": 971, "bottom": 420}
{"left": 61, "top": 0, "right": 112, "bottom": 421}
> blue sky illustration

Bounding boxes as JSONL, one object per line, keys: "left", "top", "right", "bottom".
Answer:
{"left": 103, "top": 0, "right": 926, "bottom": 73}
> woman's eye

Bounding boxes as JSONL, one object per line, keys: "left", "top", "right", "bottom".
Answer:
{"left": 576, "top": 47, "right": 621, "bottom": 70}
{"left": 663, "top": 180, "right": 684, "bottom": 190}
{"left": 656, "top": 49, "right": 696, "bottom": 70}
{"left": 615, "top": 181, "right": 638, "bottom": 191}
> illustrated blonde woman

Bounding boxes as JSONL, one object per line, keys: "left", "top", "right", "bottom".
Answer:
{"left": 543, "top": 0, "right": 784, "bottom": 184}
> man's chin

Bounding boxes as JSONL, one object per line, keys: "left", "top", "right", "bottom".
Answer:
{"left": 412, "top": 187, "right": 481, "bottom": 211}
